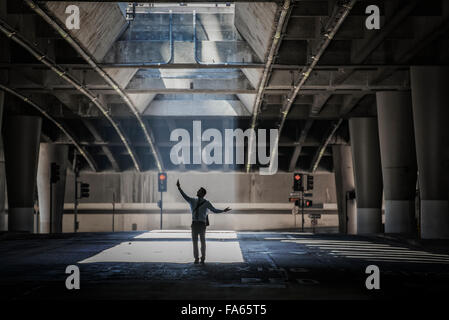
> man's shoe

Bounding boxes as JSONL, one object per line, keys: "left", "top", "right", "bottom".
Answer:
{"left": 194, "top": 259, "right": 199, "bottom": 264}
{"left": 200, "top": 259, "right": 205, "bottom": 265}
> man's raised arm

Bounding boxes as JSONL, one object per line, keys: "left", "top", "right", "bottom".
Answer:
{"left": 177, "top": 179, "right": 193, "bottom": 203}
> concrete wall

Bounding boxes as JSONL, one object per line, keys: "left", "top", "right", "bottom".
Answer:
{"left": 65, "top": 171, "right": 337, "bottom": 205}
{"left": 61, "top": 171, "right": 338, "bottom": 232}
{"left": 62, "top": 212, "right": 338, "bottom": 233}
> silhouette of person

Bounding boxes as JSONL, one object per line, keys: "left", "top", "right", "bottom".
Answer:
{"left": 177, "top": 179, "right": 231, "bottom": 265}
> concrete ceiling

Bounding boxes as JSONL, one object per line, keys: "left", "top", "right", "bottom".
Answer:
{"left": 1, "top": 0, "right": 448, "bottom": 172}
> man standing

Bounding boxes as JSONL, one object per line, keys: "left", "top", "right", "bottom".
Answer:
{"left": 177, "top": 179, "right": 231, "bottom": 265}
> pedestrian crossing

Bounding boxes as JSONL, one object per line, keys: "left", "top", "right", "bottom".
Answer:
{"left": 282, "top": 239, "right": 449, "bottom": 264}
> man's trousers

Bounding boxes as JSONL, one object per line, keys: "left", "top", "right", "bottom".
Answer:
{"left": 191, "top": 221, "right": 206, "bottom": 261}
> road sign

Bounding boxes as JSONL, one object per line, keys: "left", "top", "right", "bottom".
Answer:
{"left": 304, "top": 193, "right": 313, "bottom": 197}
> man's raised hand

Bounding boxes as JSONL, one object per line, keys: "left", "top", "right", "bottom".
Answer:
{"left": 224, "top": 207, "right": 231, "bottom": 212}
{"left": 176, "top": 179, "right": 180, "bottom": 188}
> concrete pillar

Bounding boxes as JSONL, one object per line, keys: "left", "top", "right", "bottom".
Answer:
{"left": 376, "top": 92, "right": 417, "bottom": 234}
{"left": 332, "top": 145, "right": 356, "bottom": 234}
{"left": 3, "top": 116, "right": 42, "bottom": 232}
{"left": 37, "top": 144, "right": 68, "bottom": 233}
{"left": 349, "top": 118, "right": 383, "bottom": 234}
{"left": 0, "top": 139, "right": 6, "bottom": 231}
{"left": 410, "top": 66, "right": 449, "bottom": 239}
{"left": 0, "top": 91, "right": 6, "bottom": 231}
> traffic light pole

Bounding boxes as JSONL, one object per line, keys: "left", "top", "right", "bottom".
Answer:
{"left": 74, "top": 170, "right": 78, "bottom": 233}
{"left": 112, "top": 192, "right": 115, "bottom": 232}
{"left": 292, "top": 173, "right": 313, "bottom": 233}
{"left": 158, "top": 173, "right": 167, "bottom": 230}
{"left": 160, "top": 191, "right": 163, "bottom": 230}
{"left": 301, "top": 191, "right": 305, "bottom": 232}
{"left": 49, "top": 178, "right": 52, "bottom": 234}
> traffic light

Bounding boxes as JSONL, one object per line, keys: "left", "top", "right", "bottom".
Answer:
{"left": 347, "top": 190, "right": 356, "bottom": 200}
{"left": 158, "top": 172, "right": 167, "bottom": 192}
{"left": 304, "top": 199, "right": 313, "bottom": 208}
{"left": 50, "top": 162, "right": 60, "bottom": 183}
{"left": 293, "top": 173, "right": 303, "bottom": 191}
{"left": 80, "top": 183, "right": 90, "bottom": 198}
{"left": 126, "top": 3, "right": 135, "bottom": 21}
{"left": 307, "top": 175, "right": 314, "bottom": 191}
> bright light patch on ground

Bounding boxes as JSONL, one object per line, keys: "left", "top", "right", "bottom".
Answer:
{"left": 240, "top": 232, "right": 312, "bottom": 235}
{"left": 79, "top": 231, "right": 243, "bottom": 264}
{"left": 135, "top": 230, "right": 237, "bottom": 239}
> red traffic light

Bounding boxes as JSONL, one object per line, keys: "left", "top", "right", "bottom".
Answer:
{"left": 158, "top": 172, "right": 167, "bottom": 192}
{"left": 293, "top": 173, "right": 303, "bottom": 191}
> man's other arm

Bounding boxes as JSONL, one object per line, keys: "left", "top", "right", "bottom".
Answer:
{"left": 206, "top": 201, "right": 231, "bottom": 213}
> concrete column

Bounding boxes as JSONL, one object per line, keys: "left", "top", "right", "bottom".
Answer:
{"left": 410, "top": 66, "right": 449, "bottom": 239}
{"left": 37, "top": 144, "right": 68, "bottom": 233}
{"left": 332, "top": 145, "right": 356, "bottom": 234}
{"left": 0, "top": 91, "right": 6, "bottom": 231}
{"left": 3, "top": 116, "right": 42, "bottom": 232}
{"left": 349, "top": 118, "right": 383, "bottom": 234}
{"left": 0, "top": 139, "right": 6, "bottom": 231}
{"left": 376, "top": 92, "right": 417, "bottom": 234}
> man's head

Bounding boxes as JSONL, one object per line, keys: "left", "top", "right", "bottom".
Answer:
{"left": 197, "top": 187, "right": 207, "bottom": 198}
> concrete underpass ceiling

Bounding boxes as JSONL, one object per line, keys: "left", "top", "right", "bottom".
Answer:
{"left": 144, "top": 94, "right": 250, "bottom": 116}
{"left": 44, "top": 1, "right": 271, "bottom": 117}
{"left": 4, "top": 1, "right": 448, "bottom": 173}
